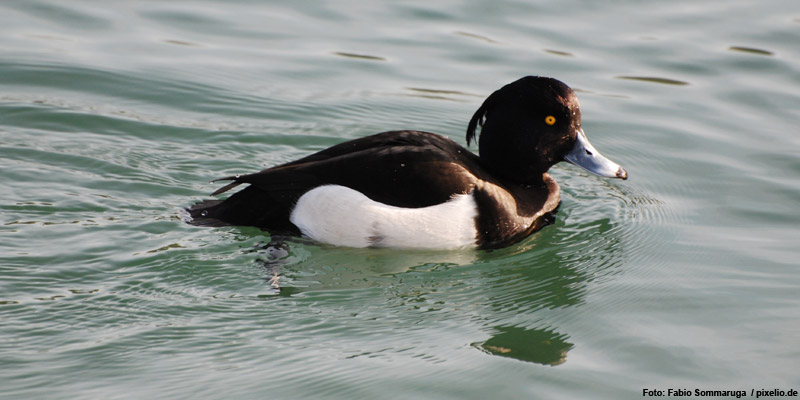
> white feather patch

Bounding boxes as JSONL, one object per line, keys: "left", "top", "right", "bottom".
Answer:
{"left": 289, "top": 185, "right": 478, "bottom": 249}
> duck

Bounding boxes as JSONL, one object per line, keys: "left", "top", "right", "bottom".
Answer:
{"left": 187, "top": 76, "right": 627, "bottom": 249}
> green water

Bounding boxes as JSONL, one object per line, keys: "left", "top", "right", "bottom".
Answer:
{"left": 2, "top": 1, "right": 799, "bottom": 399}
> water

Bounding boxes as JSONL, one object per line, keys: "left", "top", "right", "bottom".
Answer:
{"left": 2, "top": 0, "right": 799, "bottom": 398}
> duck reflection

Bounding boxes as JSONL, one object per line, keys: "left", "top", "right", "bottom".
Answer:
{"left": 474, "top": 326, "right": 573, "bottom": 366}
{"left": 251, "top": 237, "right": 478, "bottom": 293}
{"left": 466, "top": 212, "right": 623, "bottom": 366}
{"left": 249, "top": 208, "right": 623, "bottom": 368}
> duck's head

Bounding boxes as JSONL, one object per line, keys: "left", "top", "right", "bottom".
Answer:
{"left": 467, "top": 76, "right": 627, "bottom": 183}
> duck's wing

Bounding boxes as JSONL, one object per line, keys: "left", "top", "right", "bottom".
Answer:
{"left": 276, "top": 130, "right": 459, "bottom": 168}
{"left": 213, "top": 131, "right": 481, "bottom": 205}
{"left": 213, "top": 130, "right": 453, "bottom": 187}
{"left": 188, "top": 131, "right": 484, "bottom": 229}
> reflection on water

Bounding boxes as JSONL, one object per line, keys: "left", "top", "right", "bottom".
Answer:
{"left": 244, "top": 185, "right": 628, "bottom": 367}
{"left": 474, "top": 326, "right": 573, "bottom": 366}
{"left": 466, "top": 204, "right": 624, "bottom": 365}
{"left": 252, "top": 236, "right": 479, "bottom": 292}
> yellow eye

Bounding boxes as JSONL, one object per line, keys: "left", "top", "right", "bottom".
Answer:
{"left": 545, "top": 115, "right": 556, "bottom": 125}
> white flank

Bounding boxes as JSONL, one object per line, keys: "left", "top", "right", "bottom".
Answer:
{"left": 289, "top": 185, "right": 478, "bottom": 249}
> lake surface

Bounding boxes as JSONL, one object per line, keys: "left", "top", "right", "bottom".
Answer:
{"left": 2, "top": 0, "right": 799, "bottom": 398}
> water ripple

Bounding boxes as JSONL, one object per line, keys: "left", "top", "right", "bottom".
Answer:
{"left": 3, "top": 0, "right": 799, "bottom": 397}
{"left": 615, "top": 76, "right": 690, "bottom": 86}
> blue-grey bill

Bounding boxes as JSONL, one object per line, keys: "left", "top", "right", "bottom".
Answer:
{"left": 564, "top": 129, "right": 628, "bottom": 180}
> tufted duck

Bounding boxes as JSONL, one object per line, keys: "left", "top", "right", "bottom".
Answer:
{"left": 187, "top": 76, "right": 627, "bottom": 249}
